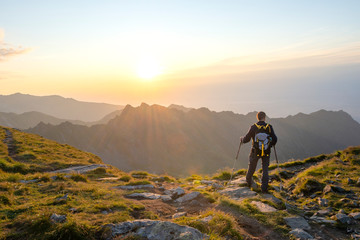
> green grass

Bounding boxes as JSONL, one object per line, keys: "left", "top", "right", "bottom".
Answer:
{"left": 174, "top": 210, "right": 243, "bottom": 239}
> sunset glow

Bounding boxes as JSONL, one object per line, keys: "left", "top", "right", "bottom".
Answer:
{"left": 136, "top": 56, "right": 163, "bottom": 81}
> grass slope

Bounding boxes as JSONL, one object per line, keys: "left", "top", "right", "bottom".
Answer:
{"left": 1, "top": 126, "right": 359, "bottom": 239}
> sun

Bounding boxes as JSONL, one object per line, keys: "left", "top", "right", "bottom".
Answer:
{"left": 136, "top": 56, "right": 163, "bottom": 81}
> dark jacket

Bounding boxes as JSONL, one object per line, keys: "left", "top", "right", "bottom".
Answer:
{"left": 241, "top": 121, "right": 277, "bottom": 150}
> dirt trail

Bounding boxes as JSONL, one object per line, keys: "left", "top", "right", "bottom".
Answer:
{"left": 3, "top": 129, "right": 18, "bottom": 161}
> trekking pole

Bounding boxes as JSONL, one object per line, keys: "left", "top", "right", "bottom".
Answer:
{"left": 273, "top": 145, "right": 282, "bottom": 191}
{"left": 226, "top": 141, "right": 242, "bottom": 186}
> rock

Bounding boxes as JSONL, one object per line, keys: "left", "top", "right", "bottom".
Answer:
{"left": 19, "top": 179, "right": 39, "bottom": 184}
{"left": 200, "top": 180, "right": 214, "bottom": 185}
{"left": 175, "top": 192, "right": 201, "bottom": 203}
{"left": 251, "top": 201, "right": 278, "bottom": 213}
{"left": 172, "top": 212, "right": 187, "bottom": 219}
{"left": 349, "top": 212, "right": 360, "bottom": 220}
{"left": 56, "top": 193, "right": 69, "bottom": 202}
{"left": 127, "top": 192, "right": 162, "bottom": 200}
{"left": 49, "top": 164, "right": 107, "bottom": 174}
{"left": 309, "top": 216, "right": 336, "bottom": 225}
{"left": 116, "top": 184, "right": 155, "bottom": 190}
{"left": 289, "top": 228, "right": 314, "bottom": 240}
{"left": 103, "top": 220, "right": 208, "bottom": 240}
{"left": 356, "top": 178, "right": 360, "bottom": 187}
{"left": 262, "top": 194, "right": 283, "bottom": 205}
{"left": 316, "top": 208, "right": 332, "bottom": 216}
{"left": 50, "top": 213, "right": 66, "bottom": 223}
{"left": 228, "top": 177, "right": 247, "bottom": 186}
{"left": 69, "top": 208, "right": 78, "bottom": 213}
{"left": 318, "top": 198, "right": 329, "bottom": 207}
{"left": 285, "top": 203, "right": 300, "bottom": 213}
{"left": 323, "top": 185, "right": 353, "bottom": 195}
{"left": 338, "top": 209, "right": 346, "bottom": 214}
{"left": 284, "top": 216, "right": 311, "bottom": 230}
{"left": 218, "top": 187, "right": 257, "bottom": 200}
{"left": 336, "top": 213, "right": 353, "bottom": 224}
{"left": 164, "top": 187, "right": 185, "bottom": 198}
{"left": 160, "top": 195, "right": 172, "bottom": 202}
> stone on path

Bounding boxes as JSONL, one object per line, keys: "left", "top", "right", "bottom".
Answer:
{"left": 284, "top": 216, "right": 311, "bottom": 230}
{"left": 218, "top": 187, "right": 257, "bottom": 200}
{"left": 175, "top": 192, "right": 201, "bottom": 203}
{"left": 262, "top": 193, "right": 283, "bottom": 205}
{"left": 336, "top": 213, "right": 353, "bottom": 224}
{"left": 164, "top": 187, "right": 185, "bottom": 198}
{"left": 50, "top": 213, "right": 66, "bottom": 223}
{"left": 251, "top": 201, "right": 278, "bottom": 213}
{"left": 228, "top": 177, "right": 247, "bottom": 186}
{"left": 289, "top": 228, "right": 314, "bottom": 240}
{"left": 103, "top": 220, "right": 208, "bottom": 240}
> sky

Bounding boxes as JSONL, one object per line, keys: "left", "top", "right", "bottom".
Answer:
{"left": 1, "top": 0, "right": 360, "bottom": 120}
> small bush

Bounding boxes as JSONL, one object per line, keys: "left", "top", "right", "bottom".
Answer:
{"left": 131, "top": 171, "right": 149, "bottom": 179}
{"left": 350, "top": 158, "right": 360, "bottom": 165}
{"left": 39, "top": 175, "right": 51, "bottom": 182}
{"left": 0, "top": 194, "right": 11, "bottom": 205}
{"left": 213, "top": 171, "right": 232, "bottom": 181}
{"left": 70, "top": 174, "right": 88, "bottom": 182}
{"left": 89, "top": 167, "right": 107, "bottom": 175}
{"left": 126, "top": 180, "right": 151, "bottom": 186}
{"left": 49, "top": 221, "right": 96, "bottom": 240}
{"left": 293, "top": 177, "right": 325, "bottom": 196}
{"left": 119, "top": 175, "right": 131, "bottom": 182}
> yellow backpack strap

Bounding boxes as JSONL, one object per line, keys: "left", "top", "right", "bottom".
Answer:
{"left": 255, "top": 123, "right": 261, "bottom": 129}
{"left": 265, "top": 124, "right": 271, "bottom": 133}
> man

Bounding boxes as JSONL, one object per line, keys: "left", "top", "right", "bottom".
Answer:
{"left": 240, "top": 111, "right": 277, "bottom": 193}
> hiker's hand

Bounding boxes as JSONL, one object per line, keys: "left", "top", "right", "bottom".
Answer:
{"left": 240, "top": 137, "right": 244, "bottom": 143}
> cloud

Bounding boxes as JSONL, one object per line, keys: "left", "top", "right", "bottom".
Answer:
{"left": 0, "top": 29, "right": 31, "bottom": 61}
{"left": 165, "top": 41, "right": 360, "bottom": 83}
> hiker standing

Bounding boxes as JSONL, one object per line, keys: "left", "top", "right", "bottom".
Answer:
{"left": 240, "top": 111, "right": 277, "bottom": 193}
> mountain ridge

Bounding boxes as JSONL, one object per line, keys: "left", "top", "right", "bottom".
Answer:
{"left": 27, "top": 104, "right": 360, "bottom": 176}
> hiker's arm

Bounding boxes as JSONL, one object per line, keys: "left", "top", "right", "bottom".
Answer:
{"left": 240, "top": 125, "right": 254, "bottom": 144}
{"left": 270, "top": 125, "right": 277, "bottom": 146}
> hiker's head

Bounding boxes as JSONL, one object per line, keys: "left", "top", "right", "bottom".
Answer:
{"left": 257, "top": 111, "right": 266, "bottom": 121}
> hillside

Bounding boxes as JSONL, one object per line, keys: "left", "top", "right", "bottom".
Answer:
{"left": 0, "top": 110, "right": 124, "bottom": 130}
{"left": 0, "top": 93, "right": 123, "bottom": 122}
{"left": 1, "top": 126, "right": 360, "bottom": 239}
{"left": 27, "top": 104, "right": 360, "bottom": 176}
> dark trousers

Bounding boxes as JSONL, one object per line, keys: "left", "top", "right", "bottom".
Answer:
{"left": 246, "top": 151, "right": 270, "bottom": 192}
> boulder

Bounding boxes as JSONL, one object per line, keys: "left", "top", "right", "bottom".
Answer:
{"left": 250, "top": 201, "right": 277, "bottom": 213}
{"left": 289, "top": 228, "right": 314, "bottom": 240}
{"left": 50, "top": 213, "right": 66, "bottom": 223}
{"left": 284, "top": 216, "right": 311, "bottom": 230}
{"left": 309, "top": 216, "right": 336, "bottom": 225}
{"left": 323, "top": 185, "right": 353, "bottom": 195}
{"left": 218, "top": 187, "right": 257, "bottom": 200}
{"left": 164, "top": 187, "right": 185, "bottom": 198}
{"left": 127, "top": 192, "right": 162, "bottom": 200}
{"left": 336, "top": 213, "right": 353, "bottom": 224}
{"left": 262, "top": 194, "right": 283, "bottom": 205}
{"left": 175, "top": 192, "right": 201, "bottom": 203}
{"left": 103, "top": 220, "right": 208, "bottom": 240}
{"left": 349, "top": 212, "right": 360, "bottom": 220}
{"left": 228, "top": 177, "right": 247, "bottom": 186}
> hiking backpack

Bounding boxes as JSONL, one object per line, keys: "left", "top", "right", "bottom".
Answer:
{"left": 253, "top": 123, "right": 272, "bottom": 157}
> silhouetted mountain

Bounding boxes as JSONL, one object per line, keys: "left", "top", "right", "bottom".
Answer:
{"left": 27, "top": 104, "right": 360, "bottom": 176}
{"left": 0, "top": 93, "right": 123, "bottom": 122}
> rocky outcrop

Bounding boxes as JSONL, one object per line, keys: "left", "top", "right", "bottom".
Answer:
{"left": 251, "top": 201, "right": 278, "bottom": 213}
{"left": 284, "top": 216, "right": 311, "bottom": 230}
{"left": 218, "top": 187, "right": 257, "bottom": 200}
{"left": 175, "top": 192, "right": 201, "bottom": 203}
{"left": 289, "top": 228, "right": 314, "bottom": 240}
{"left": 102, "top": 220, "right": 208, "bottom": 240}
{"left": 49, "top": 164, "right": 107, "bottom": 174}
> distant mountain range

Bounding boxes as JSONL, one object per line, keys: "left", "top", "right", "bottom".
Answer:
{"left": 0, "top": 93, "right": 123, "bottom": 122}
{"left": 27, "top": 103, "right": 360, "bottom": 176}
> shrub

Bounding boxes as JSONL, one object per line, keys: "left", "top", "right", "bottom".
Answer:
{"left": 293, "top": 177, "right": 325, "bottom": 196}
{"left": 213, "top": 171, "right": 232, "bottom": 181}
{"left": 131, "top": 171, "right": 149, "bottom": 179}
{"left": 0, "top": 194, "right": 11, "bottom": 205}
{"left": 70, "top": 174, "right": 88, "bottom": 182}
{"left": 126, "top": 180, "right": 151, "bottom": 186}
{"left": 89, "top": 167, "right": 107, "bottom": 175}
{"left": 119, "top": 175, "right": 131, "bottom": 182}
